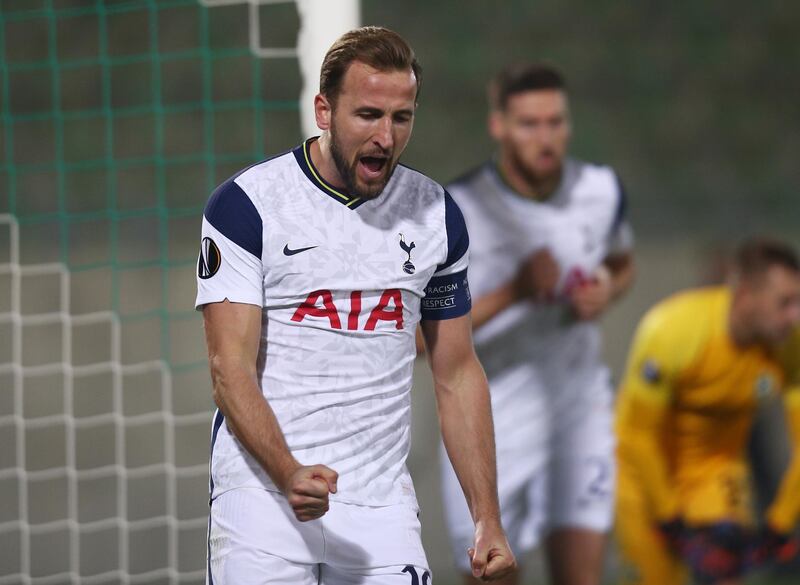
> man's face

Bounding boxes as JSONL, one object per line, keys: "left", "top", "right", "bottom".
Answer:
{"left": 745, "top": 265, "right": 800, "bottom": 344}
{"left": 491, "top": 89, "right": 571, "bottom": 185}
{"left": 318, "top": 61, "right": 417, "bottom": 199}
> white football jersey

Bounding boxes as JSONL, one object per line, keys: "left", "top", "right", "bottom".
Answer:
{"left": 447, "top": 158, "right": 632, "bottom": 414}
{"left": 196, "top": 139, "right": 470, "bottom": 507}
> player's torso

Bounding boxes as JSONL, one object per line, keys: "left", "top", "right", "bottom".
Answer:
{"left": 665, "top": 290, "right": 783, "bottom": 473}
{"left": 256, "top": 182, "right": 445, "bottom": 337}
{"left": 215, "top": 148, "right": 450, "bottom": 505}
{"left": 454, "top": 159, "right": 620, "bottom": 302}
{"left": 240, "top": 150, "right": 448, "bottom": 352}
{"left": 449, "top": 159, "right": 621, "bottom": 390}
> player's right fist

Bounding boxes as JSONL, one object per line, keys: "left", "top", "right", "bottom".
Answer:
{"left": 468, "top": 519, "right": 517, "bottom": 581}
{"left": 515, "top": 248, "right": 559, "bottom": 302}
{"left": 285, "top": 464, "right": 338, "bottom": 522}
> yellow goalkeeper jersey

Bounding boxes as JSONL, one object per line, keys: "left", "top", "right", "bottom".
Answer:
{"left": 616, "top": 286, "right": 800, "bottom": 529}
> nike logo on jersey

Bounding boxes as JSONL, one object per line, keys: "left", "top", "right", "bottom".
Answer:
{"left": 283, "top": 244, "right": 318, "bottom": 256}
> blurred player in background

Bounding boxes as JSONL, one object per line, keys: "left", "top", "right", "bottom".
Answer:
{"left": 197, "top": 26, "right": 515, "bottom": 584}
{"left": 615, "top": 237, "right": 800, "bottom": 584}
{"left": 438, "top": 63, "right": 634, "bottom": 585}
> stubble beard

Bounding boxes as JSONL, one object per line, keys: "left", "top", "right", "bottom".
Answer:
{"left": 329, "top": 124, "right": 395, "bottom": 200}
{"left": 509, "top": 146, "right": 562, "bottom": 192}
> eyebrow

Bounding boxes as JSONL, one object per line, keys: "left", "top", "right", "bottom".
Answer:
{"left": 355, "top": 106, "right": 415, "bottom": 117}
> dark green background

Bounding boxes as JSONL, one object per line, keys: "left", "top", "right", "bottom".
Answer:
{"left": 362, "top": 0, "right": 799, "bottom": 237}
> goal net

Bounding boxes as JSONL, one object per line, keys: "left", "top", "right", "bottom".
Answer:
{"left": 0, "top": 1, "right": 357, "bottom": 583}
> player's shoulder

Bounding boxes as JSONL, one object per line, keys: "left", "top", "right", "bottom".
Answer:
{"left": 640, "top": 286, "right": 726, "bottom": 341}
{"left": 202, "top": 149, "right": 296, "bottom": 250}
{"left": 443, "top": 162, "right": 501, "bottom": 215}
{"left": 206, "top": 149, "right": 294, "bottom": 210}
{"left": 231, "top": 148, "right": 297, "bottom": 198}
{"left": 447, "top": 161, "right": 495, "bottom": 192}
{"left": 567, "top": 157, "right": 623, "bottom": 198}
{"left": 395, "top": 162, "right": 447, "bottom": 201}
{"left": 627, "top": 287, "right": 726, "bottom": 377}
{"left": 446, "top": 161, "right": 492, "bottom": 190}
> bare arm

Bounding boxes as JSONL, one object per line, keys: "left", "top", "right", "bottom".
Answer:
{"left": 604, "top": 250, "right": 636, "bottom": 300}
{"left": 203, "top": 300, "right": 337, "bottom": 521}
{"left": 422, "top": 314, "right": 515, "bottom": 580}
{"left": 471, "top": 247, "right": 563, "bottom": 329}
{"left": 469, "top": 282, "right": 521, "bottom": 330}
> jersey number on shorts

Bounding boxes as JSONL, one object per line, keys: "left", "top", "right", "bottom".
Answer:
{"left": 402, "top": 565, "right": 431, "bottom": 584}
{"left": 586, "top": 456, "right": 612, "bottom": 499}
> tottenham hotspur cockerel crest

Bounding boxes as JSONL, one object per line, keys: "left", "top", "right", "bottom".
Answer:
{"left": 399, "top": 233, "right": 415, "bottom": 274}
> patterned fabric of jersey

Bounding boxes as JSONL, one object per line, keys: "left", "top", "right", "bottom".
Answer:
{"left": 197, "top": 139, "right": 470, "bottom": 506}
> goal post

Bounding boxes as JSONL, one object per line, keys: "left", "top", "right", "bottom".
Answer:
{"left": 0, "top": 1, "right": 358, "bottom": 584}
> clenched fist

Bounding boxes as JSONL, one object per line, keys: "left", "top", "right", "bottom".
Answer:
{"left": 284, "top": 464, "right": 338, "bottom": 522}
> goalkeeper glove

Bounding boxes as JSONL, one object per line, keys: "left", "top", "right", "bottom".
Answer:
{"left": 657, "top": 517, "right": 689, "bottom": 555}
{"left": 681, "top": 522, "right": 750, "bottom": 584}
{"left": 747, "top": 525, "right": 800, "bottom": 568}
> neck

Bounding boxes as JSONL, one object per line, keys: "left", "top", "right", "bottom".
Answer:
{"left": 728, "top": 301, "right": 756, "bottom": 348}
{"left": 496, "top": 156, "right": 560, "bottom": 201}
{"left": 310, "top": 134, "right": 346, "bottom": 189}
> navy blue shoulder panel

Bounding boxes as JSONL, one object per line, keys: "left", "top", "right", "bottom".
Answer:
{"left": 437, "top": 190, "right": 469, "bottom": 271}
{"left": 204, "top": 178, "right": 263, "bottom": 259}
{"left": 612, "top": 171, "right": 628, "bottom": 233}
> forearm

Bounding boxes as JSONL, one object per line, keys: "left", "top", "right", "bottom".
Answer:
{"left": 603, "top": 252, "right": 635, "bottom": 302}
{"left": 471, "top": 282, "right": 518, "bottom": 330}
{"left": 619, "top": 429, "right": 679, "bottom": 520}
{"left": 435, "top": 357, "right": 501, "bottom": 524}
{"left": 766, "top": 391, "right": 800, "bottom": 532}
{"left": 210, "top": 357, "right": 300, "bottom": 492}
{"left": 618, "top": 389, "right": 677, "bottom": 520}
{"left": 767, "top": 457, "right": 800, "bottom": 533}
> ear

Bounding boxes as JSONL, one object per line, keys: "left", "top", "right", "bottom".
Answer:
{"left": 733, "top": 279, "right": 758, "bottom": 311}
{"left": 315, "top": 94, "right": 332, "bottom": 131}
{"left": 488, "top": 110, "right": 504, "bottom": 142}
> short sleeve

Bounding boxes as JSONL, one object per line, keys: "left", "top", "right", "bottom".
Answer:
{"left": 421, "top": 191, "right": 471, "bottom": 320}
{"left": 607, "top": 172, "right": 634, "bottom": 254}
{"left": 195, "top": 179, "right": 264, "bottom": 309}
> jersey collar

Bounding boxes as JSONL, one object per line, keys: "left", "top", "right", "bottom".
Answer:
{"left": 293, "top": 137, "right": 366, "bottom": 210}
{"left": 489, "top": 158, "right": 565, "bottom": 203}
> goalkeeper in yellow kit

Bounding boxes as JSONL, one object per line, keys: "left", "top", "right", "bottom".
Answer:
{"left": 615, "top": 237, "right": 800, "bottom": 584}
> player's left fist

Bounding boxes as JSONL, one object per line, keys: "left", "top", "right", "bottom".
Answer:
{"left": 468, "top": 520, "right": 517, "bottom": 581}
{"left": 569, "top": 265, "right": 612, "bottom": 320}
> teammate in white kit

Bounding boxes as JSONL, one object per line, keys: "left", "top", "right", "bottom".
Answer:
{"left": 439, "top": 64, "right": 635, "bottom": 585}
{"left": 196, "top": 27, "right": 515, "bottom": 585}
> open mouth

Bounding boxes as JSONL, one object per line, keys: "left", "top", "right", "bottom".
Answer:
{"left": 359, "top": 156, "right": 388, "bottom": 177}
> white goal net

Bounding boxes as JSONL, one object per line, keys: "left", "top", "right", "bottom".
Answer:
{"left": 0, "top": 1, "right": 358, "bottom": 583}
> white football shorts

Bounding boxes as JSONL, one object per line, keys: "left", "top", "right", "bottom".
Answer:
{"left": 208, "top": 487, "right": 431, "bottom": 585}
{"left": 440, "top": 367, "right": 615, "bottom": 573}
